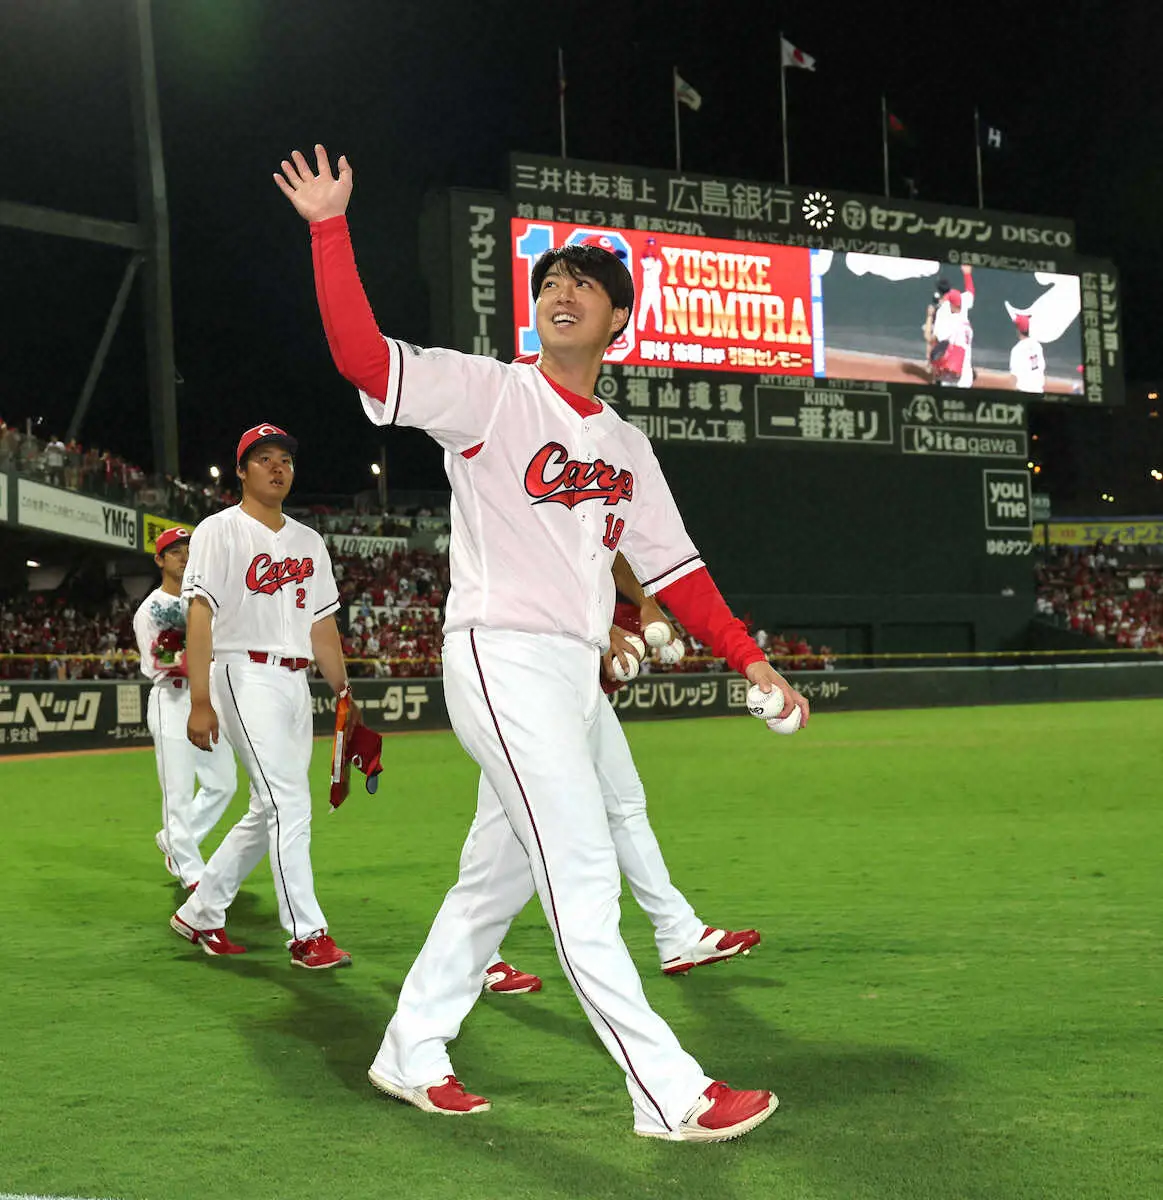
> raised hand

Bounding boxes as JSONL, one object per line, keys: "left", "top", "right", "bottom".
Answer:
{"left": 274, "top": 144, "right": 352, "bottom": 222}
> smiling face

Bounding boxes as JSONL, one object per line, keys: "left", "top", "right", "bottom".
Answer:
{"left": 534, "top": 263, "right": 630, "bottom": 358}
{"left": 237, "top": 444, "right": 294, "bottom": 505}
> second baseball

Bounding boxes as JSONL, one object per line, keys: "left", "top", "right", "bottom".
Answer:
{"left": 766, "top": 707, "right": 803, "bottom": 735}
{"left": 656, "top": 637, "right": 685, "bottom": 665}
{"left": 642, "top": 620, "right": 671, "bottom": 648}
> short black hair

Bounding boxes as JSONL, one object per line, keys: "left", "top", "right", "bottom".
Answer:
{"left": 531, "top": 245, "right": 635, "bottom": 346}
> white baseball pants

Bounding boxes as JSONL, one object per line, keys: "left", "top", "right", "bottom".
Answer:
{"left": 176, "top": 661, "right": 328, "bottom": 941}
{"left": 148, "top": 682, "right": 237, "bottom": 888}
{"left": 372, "top": 629, "right": 711, "bottom": 1136}
{"left": 483, "top": 698, "right": 705, "bottom": 967}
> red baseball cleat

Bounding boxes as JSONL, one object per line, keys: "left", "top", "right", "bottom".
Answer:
{"left": 368, "top": 1070, "right": 491, "bottom": 1115}
{"left": 661, "top": 927, "right": 761, "bottom": 975}
{"left": 484, "top": 961, "right": 543, "bottom": 994}
{"left": 289, "top": 933, "right": 352, "bottom": 970}
{"left": 170, "top": 913, "right": 247, "bottom": 956}
{"left": 638, "top": 1081, "right": 778, "bottom": 1142}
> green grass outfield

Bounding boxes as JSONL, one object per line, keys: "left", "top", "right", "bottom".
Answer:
{"left": 1, "top": 701, "right": 1161, "bottom": 1200}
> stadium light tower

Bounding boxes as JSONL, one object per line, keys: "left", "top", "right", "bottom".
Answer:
{"left": 0, "top": 0, "right": 178, "bottom": 476}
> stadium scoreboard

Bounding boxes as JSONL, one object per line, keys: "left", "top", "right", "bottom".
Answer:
{"left": 419, "top": 157, "right": 1125, "bottom": 610}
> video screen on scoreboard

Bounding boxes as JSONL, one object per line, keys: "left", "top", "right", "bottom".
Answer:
{"left": 510, "top": 219, "right": 1084, "bottom": 394}
{"left": 816, "top": 252, "right": 1084, "bottom": 395}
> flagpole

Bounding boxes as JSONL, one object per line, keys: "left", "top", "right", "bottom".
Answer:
{"left": 673, "top": 66, "right": 682, "bottom": 171}
{"left": 779, "top": 33, "right": 790, "bottom": 184}
{"left": 557, "top": 47, "right": 567, "bottom": 159}
{"left": 974, "top": 105, "right": 984, "bottom": 209}
{"left": 881, "top": 94, "right": 890, "bottom": 198}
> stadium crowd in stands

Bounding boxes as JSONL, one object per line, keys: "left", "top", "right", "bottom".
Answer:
{"left": 0, "top": 419, "right": 234, "bottom": 521}
{"left": 1, "top": 534, "right": 830, "bottom": 679}
{"left": 0, "top": 593, "right": 139, "bottom": 680}
{"left": 1034, "top": 542, "right": 1163, "bottom": 650}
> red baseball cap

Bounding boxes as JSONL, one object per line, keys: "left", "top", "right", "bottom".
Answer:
{"left": 155, "top": 527, "right": 191, "bottom": 555}
{"left": 1014, "top": 314, "right": 1031, "bottom": 335}
{"left": 236, "top": 423, "right": 298, "bottom": 467}
{"left": 945, "top": 288, "right": 962, "bottom": 307}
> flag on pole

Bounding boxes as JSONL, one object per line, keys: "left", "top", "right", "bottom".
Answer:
{"left": 674, "top": 73, "right": 702, "bottom": 111}
{"left": 887, "top": 111, "right": 916, "bottom": 146}
{"left": 557, "top": 47, "right": 567, "bottom": 159}
{"left": 780, "top": 37, "right": 816, "bottom": 71}
{"left": 978, "top": 117, "right": 1005, "bottom": 151}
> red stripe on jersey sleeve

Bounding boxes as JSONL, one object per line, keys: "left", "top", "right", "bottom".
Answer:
{"left": 310, "top": 215, "right": 390, "bottom": 402}
{"left": 657, "top": 567, "right": 765, "bottom": 676}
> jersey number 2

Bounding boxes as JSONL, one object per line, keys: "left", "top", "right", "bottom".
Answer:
{"left": 295, "top": 587, "right": 306, "bottom": 610}
{"left": 602, "top": 514, "right": 625, "bottom": 551}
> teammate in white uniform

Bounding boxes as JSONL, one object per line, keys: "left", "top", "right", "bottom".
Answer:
{"left": 169, "top": 424, "right": 354, "bottom": 970}
{"left": 931, "top": 264, "right": 976, "bottom": 388}
{"left": 1008, "top": 314, "right": 1046, "bottom": 393}
{"left": 133, "top": 526, "right": 237, "bottom": 889}
{"left": 637, "top": 238, "right": 663, "bottom": 333}
{"left": 277, "top": 145, "right": 808, "bottom": 1141}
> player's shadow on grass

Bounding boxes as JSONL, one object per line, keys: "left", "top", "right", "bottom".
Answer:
{"left": 223, "top": 957, "right": 388, "bottom": 1096}
{"left": 225, "top": 972, "right": 727, "bottom": 1200}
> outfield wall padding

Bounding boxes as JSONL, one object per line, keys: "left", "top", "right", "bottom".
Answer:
{"left": 1, "top": 662, "right": 1161, "bottom": 757}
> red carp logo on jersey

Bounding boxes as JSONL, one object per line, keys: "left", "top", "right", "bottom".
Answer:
{"left": 245, "top": 553, "right": 315, "bottom": 595}
{"left": 524, "top": 442, "right": 634, "bottom": 509}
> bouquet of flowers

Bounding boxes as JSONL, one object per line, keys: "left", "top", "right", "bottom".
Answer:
{"left": 150, "top": 600, "right": 188, "bottom": 677}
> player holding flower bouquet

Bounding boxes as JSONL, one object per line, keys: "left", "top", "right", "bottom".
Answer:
{"left": 133, "top": 528, "right": 238, "bottom": 889}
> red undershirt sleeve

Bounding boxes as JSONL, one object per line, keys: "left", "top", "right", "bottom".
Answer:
{"left": 657, "top": 567, "right": 766, "bottom": 676}
{"left": 309, "top": 215, "right": 390, "bottom": 402}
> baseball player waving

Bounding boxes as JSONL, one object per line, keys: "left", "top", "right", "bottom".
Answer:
{"left": 133, "top": 526, "right": 238, "bottom": 889}
{"left": 170, "top": 424, "right": 353, "bottom": 969}
{"left": 278, "top": 145, "right": 807, "bottom": 1141}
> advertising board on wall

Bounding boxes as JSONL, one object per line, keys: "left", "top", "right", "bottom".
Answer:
{"left": 509, "top": 153, "right": 1078, "bottom": 269}
{"left": 143, "top": 513, "right": 193, "bottom": 555}
{"left": 17, "top": 479, "right": 138, "bottom": 549}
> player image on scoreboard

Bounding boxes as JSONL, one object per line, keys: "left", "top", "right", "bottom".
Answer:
{"left": 813, "top": 251, "right": 1084, "bottom": 395}
{"left": 511, "top": 219, "right": 816, "bottom": 376}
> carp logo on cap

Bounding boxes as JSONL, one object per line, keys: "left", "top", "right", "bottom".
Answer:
{"left": 154, "top": 526, "right": 191, "bottom": 555}
{"left": 236, "top": 423, "right": 299, "bottom": 467}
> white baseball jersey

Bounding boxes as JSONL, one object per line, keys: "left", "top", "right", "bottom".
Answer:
{"left": 181, "top": 506, "right": 340, "bottom": 657}
{"left": 637, "top": 257, "right": 664, "bottom": 331}
{"left": 359, "top": 348, "right": 702, "bottom": 647}
{"left": 133, "top": 588, "right": 189, "bottom": 684}
{"left": 932, "top": 292, "right": 975, "bottom": 387}
{"left": 1009, "top": 338, "right": 1046, "bottom": 393}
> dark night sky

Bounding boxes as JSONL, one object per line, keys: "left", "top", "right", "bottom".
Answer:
{"left": 3, "top": 0, "right": 1162, "bottom": 501}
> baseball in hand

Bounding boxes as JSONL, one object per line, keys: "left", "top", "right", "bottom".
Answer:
{"left": 612, "top": 634, "right": 646, "bottom": 682}
{"left": 766, "top": 707, "right": 803, "bottom": 735}
{"left": 656, "top": 637, "right": 685, "bottom": 665}
{"left": 746, "top": 684, "right": 803, "bottom": 735}
{"left": 643, "top": 620, "right": 671, "bottom": 648}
